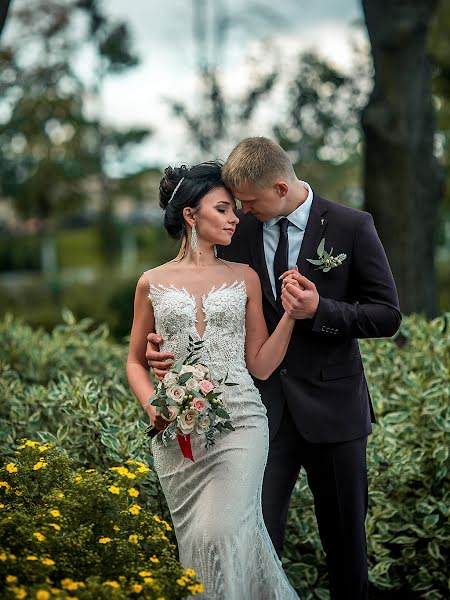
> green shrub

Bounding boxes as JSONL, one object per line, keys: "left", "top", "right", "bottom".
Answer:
{"left": 0, "top": 440, "right": 203, "bottom": 599}
{"left": 284, "top": 313, "right": 450, "bottom": 599}
{"left": 0, "top": 312, "right": 448, "bottom": 599}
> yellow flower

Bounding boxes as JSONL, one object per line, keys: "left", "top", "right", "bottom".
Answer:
{"left": 138, "top": 571, "right": 152, "bottom": 577}
{"left": 99, "top": 537, "right": 112, "bottom": 544}
{"left": 49, "top": 509, "right": 60, "bottom": 518}
{"left": 85, "top": 469, "right": 96, "bottom": 473}
{"left": 74, "top": 475, "right": 82, "bottom": 483}
{"left": 18, "top": 444, "right": 26, "bottom": 449}
{"left": 137, "top": 465, "right": 150, "bottom": 473}
{"left": 11, "top": 587, "right": 27, "bottom": 599}
{"left": 132, "top": 584, "right": 143, "bottom": 593}
{"left": 128, "top": 534, "right": 139, "bottom": 544}
{"left": 26, "top": 440, "right": 40, "bottom": 447}
{"left": 161, "top": 519, "right": 172, "bottom": 531}
{"left": 103, "top": 581, "right": 120, "bottom": 588}
{"left": 150, "top": 556, "right": 159, "bottom": 563}
{"left": 0, "top": 503, "right": 4, "bottom": 509}
{"left": 184, "top": 568, "right": 196, "bottom": 577}
{"left": 15, "top": 490, "right": 23, "bottom": 496}
{"left": 56, "top": 492, "right": 64, "bottom": 498}
{"left": 177, "top": 578, "right": 186, "bottom": 586}
{"left": 110, "top": 466, "right": 129, "bottom": 476}
{"left": 143, "top": 577, "right": 154, "bottom": 585}
{"left": 48, "top": 523, "right": 61, "bottom": 531}
{"left": 38, "top": 444, "right": 50, "bottom": 452}
{"left": 128, "top": 488, "right": 139, "bottom": 497}
{"left": 0, "top": 552, "right": 7, "bottom": 561}
{"left": 152, "top": 515, "right": 161, "bottom": 523}
{"left": 125, "top": 472, "right": 137, "bottom": 479}
{"left": 33, "top": 532, "right": 46, "bottom": 542}
{"left": 26, "top": 555, "right": 38, "bottom": 561}
{"left": 6, "top": 463, "right": 18, "bottom": 473}
{"left": 0, "top": 481, "right": 11, "bottom": 489}
{"left": 6, "top": 575, "right": 18, "bottom": 583}
{"left": 128, "top": 504, "right": 141, "bottom": 515}
{"left": 9, "top": 554, "right": 16, "bottom": 560}
{"left": 41, "top": 558, "right": 55, "bottom": 566}
{"left": 113, "top": 524, "right": 120, "bottom": 532}
{"left": 188, "top": 583, "right": 205, "bottom": 595}
{"left": 33, "top": 461, "right": 47, "bottom": 471}
{"left": 108, "top": 485, "right": 120, "bottom": 495}
{"left": 60, "top": 579, "right": 85, "bottom": 591}
{"left": 36, "top": 591, "right": 51, "bottom": 600}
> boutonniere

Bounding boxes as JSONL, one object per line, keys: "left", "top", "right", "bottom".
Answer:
{"left": 306, "top": 238, "right": 347, "bottom": 272}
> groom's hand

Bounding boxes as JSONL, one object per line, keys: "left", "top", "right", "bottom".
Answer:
{"left": 146, "top": 333, "right": 173, "bottom": 380}
{"left": 281, "top": 271, "right": 319, "bottom": 319}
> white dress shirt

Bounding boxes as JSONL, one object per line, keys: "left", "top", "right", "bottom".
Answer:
{"left": 263, "top": 181, "right": 313, "bottom": 300}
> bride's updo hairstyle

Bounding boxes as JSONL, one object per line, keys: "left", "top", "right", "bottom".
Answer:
{"left": 159, "top": 160, "right": 224, "bottom": 240}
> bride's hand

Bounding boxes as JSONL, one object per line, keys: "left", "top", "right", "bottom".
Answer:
{"left": 279, "top": 266, "right": 305, "bottom": 291}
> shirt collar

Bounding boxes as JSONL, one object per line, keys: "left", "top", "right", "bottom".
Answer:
{"left": 264, "top": 181, "right": 313, "bottom": 231}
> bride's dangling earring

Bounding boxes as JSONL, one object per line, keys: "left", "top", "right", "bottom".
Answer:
{"left": 214, "top": 245, "right": 217, "bottom": 258}
{"left": 191, "top": 223, "right": 198, "bottom": 254}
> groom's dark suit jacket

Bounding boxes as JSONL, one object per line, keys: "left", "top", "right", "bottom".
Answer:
{"left": 218, "top": 193, "right": 401, "bottom": 444}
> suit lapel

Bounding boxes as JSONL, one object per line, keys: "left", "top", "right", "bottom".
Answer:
{"left": 297, "top": 193, "right": 328, "bottom": 277}
{"left": 247, "top": 218, "right": 278, "bottom": 313}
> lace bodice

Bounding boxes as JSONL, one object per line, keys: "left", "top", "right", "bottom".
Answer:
{"left": 148, "top": 280, "right": 253, "bottom": 387}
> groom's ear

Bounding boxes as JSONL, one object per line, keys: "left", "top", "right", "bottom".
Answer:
{"left": 275, "top": 180, "right": 288, "bottom": 198}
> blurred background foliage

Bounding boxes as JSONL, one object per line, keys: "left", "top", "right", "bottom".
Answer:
{"left": 0, "top": 0, "right": 448, "bottom": 337}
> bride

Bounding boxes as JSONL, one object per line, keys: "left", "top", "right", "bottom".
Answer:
{"left": 126, "top": 161, "right": 300, "bottom": 599}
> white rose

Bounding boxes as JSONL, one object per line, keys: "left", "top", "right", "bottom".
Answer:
{"left": 180, "top": 365, "right": 196, "bottom": 376}
{"left": 178, "top": 408, "right": 198, "bottom": 435}
{"left": 166, "top": 385, "right": 186, "bottom": 404}
{"left": 196, "top": 414, "right": 211, "bottom": 433}
{"left": 163, "top": 372, "right": 178, "bottom": 387}
{"left": 192, "top": 364, "right": 209, "bottom": 380}
{"left": 161, "top": 405, "right": 180, "bottom": 422}
{"left": 185, "top": 377, "right": 200, "bottom": 392}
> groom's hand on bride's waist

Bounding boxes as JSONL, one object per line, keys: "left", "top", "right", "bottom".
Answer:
{"left": 146, "top": 333, "right": 173, "bottom": 380}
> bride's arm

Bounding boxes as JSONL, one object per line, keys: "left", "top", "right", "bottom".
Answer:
{"left": 244, "top": 267, "right": 295, "bottom": 381}
{"left": 126, "top": 275, "right": 166, "bottom": 430}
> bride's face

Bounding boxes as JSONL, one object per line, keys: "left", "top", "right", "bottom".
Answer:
{"left": 191, "top": 186, "right": 239, "bottom": 246}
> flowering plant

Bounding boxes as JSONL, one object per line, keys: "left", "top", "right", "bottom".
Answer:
{"left": 306, "top": 237, "right": 347, "bottom": 272}
{"left": 146, "top": 337, "right": 236, "bottom": 460}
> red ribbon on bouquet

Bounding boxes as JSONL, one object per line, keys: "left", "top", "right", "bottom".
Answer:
{"left": 177, "top": 434, "right": 194, "bottom": 462}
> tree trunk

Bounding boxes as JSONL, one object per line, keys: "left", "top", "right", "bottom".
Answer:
{"left": 362, "top": 0, "right": 443, "bottom": 317}
{"left": 0, "top": 0, "right": 11, "bottom": 39}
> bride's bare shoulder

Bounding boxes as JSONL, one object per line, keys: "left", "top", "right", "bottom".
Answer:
{"left": 220, "top": 260, "right": 260, "bottom": 287}
{"left": 141, "top": 262, "right": 181, "bottom": 286}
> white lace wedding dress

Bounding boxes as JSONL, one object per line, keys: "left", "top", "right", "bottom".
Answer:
{"left": 147, "top": 279, "right": 299, "bottom": 600}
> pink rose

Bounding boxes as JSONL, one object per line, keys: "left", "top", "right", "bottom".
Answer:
{"left": 199, "top": 379, "right": 214, "bottom": 396}
{"left": 161, "top": 405, "right": 180, "bottom": 422}
{"left": 192, "top": 398, "right": 207, "bottom": 412}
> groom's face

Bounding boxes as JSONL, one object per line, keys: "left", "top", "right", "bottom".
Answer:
{"left": 231, "top": 181, "right": 287, "bottom": 222}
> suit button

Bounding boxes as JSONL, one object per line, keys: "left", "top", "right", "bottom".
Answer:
{"left": 280, "top": 368, "right": 287, "bottom": 376}
{"left": 321, "top": 325, "right": 326, "bottom": 332}
{"left": 326, "top": 327, "right": 330, "bottom": 333}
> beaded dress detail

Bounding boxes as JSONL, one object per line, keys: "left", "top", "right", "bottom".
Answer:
{"left": 147, "top": 279, "right": 299, "bottom": 600}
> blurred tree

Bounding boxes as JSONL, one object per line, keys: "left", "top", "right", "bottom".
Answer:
{"left": 362, "top": 0, "right": 443, "bottom": 317}
{"left": 76, "top": 0, "right": 147, "bottom": 264}
{"left": 0, "top": 0, "right": 11, "bottom": 38}
{"left": 0, "top": 0, "right": 150, "bottom": 276}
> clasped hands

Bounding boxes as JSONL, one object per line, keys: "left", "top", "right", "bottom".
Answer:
{"left": 279, "top": 266, "right": 319, "bottom": 321}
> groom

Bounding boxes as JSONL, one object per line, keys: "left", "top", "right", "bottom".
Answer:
{"left": 146, "top": 137, "right": 401, "bottom": 599}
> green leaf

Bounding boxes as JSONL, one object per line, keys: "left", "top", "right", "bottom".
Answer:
{"left": 178, "top": 372, "right": 192, "bottom": 385}
{"left": 317, "top": 237, "right": 325, "bottom": 257}
{"left": 306, "top": 258, "right": 323, "bottom": 265}
{"left": 215, "top": 408, "right": 230, "bottom": 420}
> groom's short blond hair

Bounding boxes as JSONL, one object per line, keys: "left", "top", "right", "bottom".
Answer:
{"left": 222, "top": 137, "right": 296, "bottom": 190}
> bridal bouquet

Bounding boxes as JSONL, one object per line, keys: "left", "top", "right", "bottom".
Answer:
{"left": 145, "top": 337, "right": 236, "bottom": 461}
